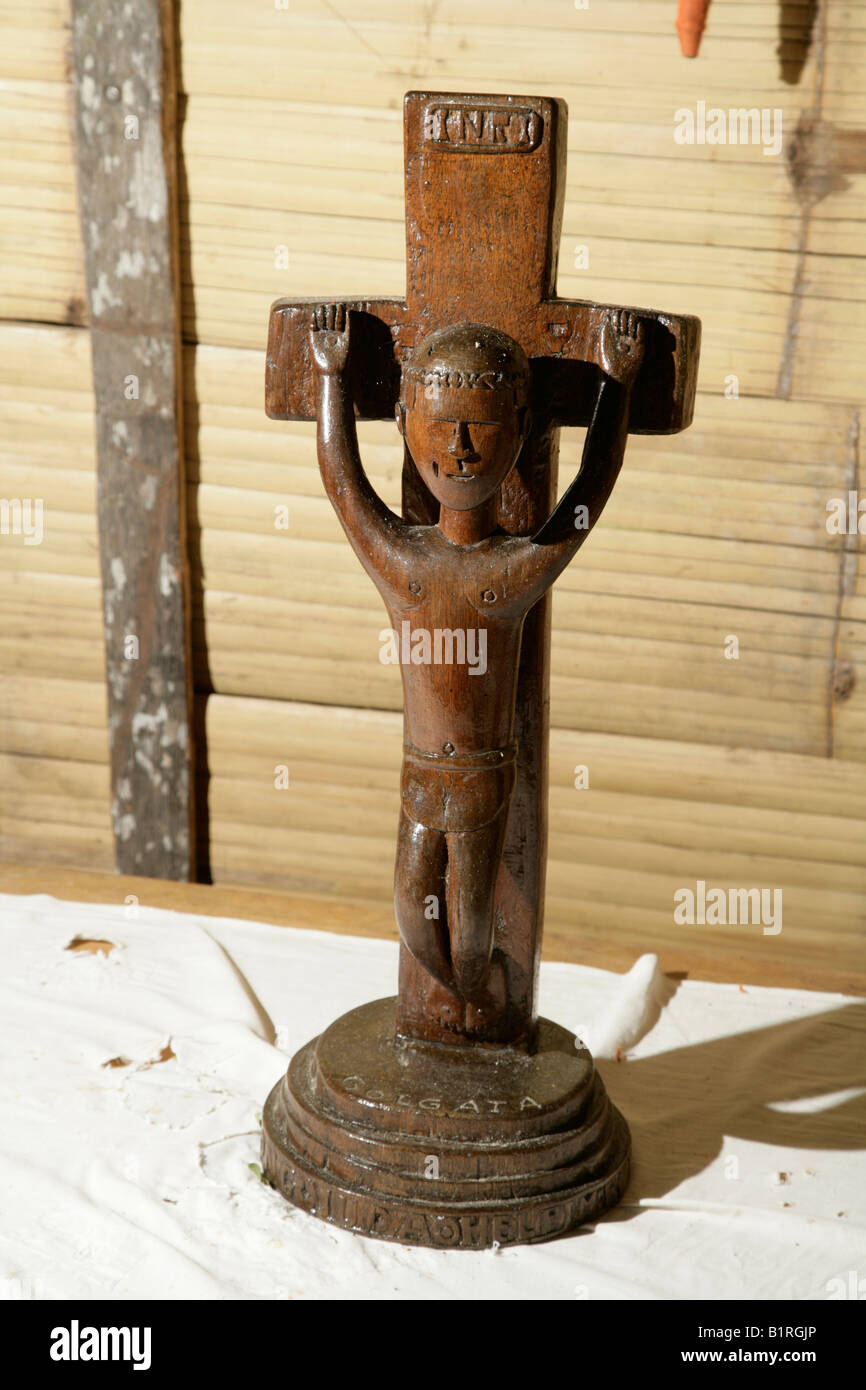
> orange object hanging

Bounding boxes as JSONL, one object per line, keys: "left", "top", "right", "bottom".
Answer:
{"left": 677, "top": 0, "right": 712, "bottom": 57}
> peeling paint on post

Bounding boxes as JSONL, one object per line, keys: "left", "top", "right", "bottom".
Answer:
{"left": 71, "top": 0, "right": 194, "bottom": 879}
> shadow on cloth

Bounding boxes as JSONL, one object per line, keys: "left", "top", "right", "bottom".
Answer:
{"left": 596, "top": 1001, "right": 866, "bottom": 1206}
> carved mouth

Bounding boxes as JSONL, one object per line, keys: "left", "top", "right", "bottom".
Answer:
{"left": 446, "top": 472, "right": 477, "bottom": 481}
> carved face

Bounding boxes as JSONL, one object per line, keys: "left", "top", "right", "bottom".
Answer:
{"left": 400, "top": 385, "right": 528, "bottom": 512}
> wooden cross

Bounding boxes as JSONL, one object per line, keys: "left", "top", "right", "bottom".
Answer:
{"left": 266, "top": 92, "right": 700, "bottom": 1047}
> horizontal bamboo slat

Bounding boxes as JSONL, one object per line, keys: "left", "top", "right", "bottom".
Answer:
{"left": 0, "top": 1, "right": 864, "bottom": 957}
{"left": 0, "top": 321, "right": 112, "bottom": 864}
{"left": 164, "top": 0, "right": 866, "bottom": 408}
{"left": 3, "top": 859, "right": 859, "bottom": 997}
{"left": 199, "top": 692, "right": 866, "bottom": 993}
{"left": 178, "top": 341, "right": 865, "bottom": 756}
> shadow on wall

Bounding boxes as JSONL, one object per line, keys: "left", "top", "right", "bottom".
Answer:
{"left": 682, "top": 0, "right": 819, "bottom": 80}
{"left": 171, "top": 8, "right": 212, "bottom": 885}
{"left": 779, "top": 0, "right": 820, "bottom": 85}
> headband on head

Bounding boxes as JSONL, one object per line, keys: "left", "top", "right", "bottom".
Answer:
{"left": 408, "top": 382, "right": 518, "bottom": 420}
{"left": 402, "top": 364, "right": 526, "bottom": 393}
{"left": 399, "top": 323, "right": 531, "bottom": 411}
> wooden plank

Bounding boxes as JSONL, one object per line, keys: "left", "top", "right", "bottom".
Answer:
{"left": 203, "top": 693, "right": 866, "bottom": 817}
{"left": 172, "top": 351, "right": 864, "bottom": 756}
{"left": 1, "top": 860, "right": 860, "bottom": 998}
{"left": 2, "top": 0, "right": 864, "bottom": 928}
{"left": 164, "top": 692, "right": 866, "bottom": 995}
{"left": 0, "top": 675, "right": 108, "bottom": 730}
{"left": 70, "top": 0, "right": 194, "bottom": 879}
{"left": 0, "top": 63, "right": 86, "bottom": 323}
{"left": 166, "top": 0, "right": 866, "bottom": 417}
{"left": 0, "top": 324, "right": 113, "bottom": 858}
{"left": 0, "top": 830, "right": 115, "bottom": 872}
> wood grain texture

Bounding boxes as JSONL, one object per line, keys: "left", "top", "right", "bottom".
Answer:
{"left": 182, "top": 352, "right": 864, "bottom": 762}
{"left": 270, "top": 95, "right": 696, "bottom": 1049}
{"left": 1, "top": 0, "right": 864, "bottom": 975}
{"left": 170, "top": 0, "right": 866, "bottom": 403}
{"left": 5, "top": 789, "right": 861, "bottom": 995}
{"left": 0, "top": 323, "right": 114, "bottom": 869}
{"left": 193, "top": 693, "right": 866, "bottom": 996}
{"left": 70, "top": 0, "right": 194, "bottom": 878}
{"left": 0, "top": 2, "right": 86, "bottom": 325}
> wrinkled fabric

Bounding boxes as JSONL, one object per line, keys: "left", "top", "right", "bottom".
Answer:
{"left": 0, "top": 892, "right": 863, "bottom": 1301}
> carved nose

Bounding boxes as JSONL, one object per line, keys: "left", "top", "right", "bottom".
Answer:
{"left": 449, "top": 421, "right": 478, "bottom": 463}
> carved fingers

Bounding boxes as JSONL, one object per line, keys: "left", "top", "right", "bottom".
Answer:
{"left": 311, "top": 302, "right": 348, "bottom": 334}
{"left": 599, "top": 308, "right": 645, "bottom": 385}
{"left": 309, "top": 302, "right": 351, "bottom": 374}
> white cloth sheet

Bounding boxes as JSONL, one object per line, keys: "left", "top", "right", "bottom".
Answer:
{"left": 0, "top": 891, "right": 863, "bottom": 1301}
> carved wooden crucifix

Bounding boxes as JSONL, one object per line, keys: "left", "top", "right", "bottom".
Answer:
{"left": 266, "top": 92, "right": 699, "bottom": 1049}
{"left": 262, "top": 92, "right": 700, "bottom": 1248}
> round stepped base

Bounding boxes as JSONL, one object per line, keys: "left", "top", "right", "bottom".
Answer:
{"left": 262, "top": 997, "right": 630, "bottom": 1249}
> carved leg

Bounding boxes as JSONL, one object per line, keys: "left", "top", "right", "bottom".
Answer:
{"left": 394, "top": 812, "right": 452, "bottom": 989}
{"left": 445, "top": 814, "right": 508, "bottom": 999}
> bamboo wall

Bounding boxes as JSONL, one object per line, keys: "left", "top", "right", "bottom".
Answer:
{"left": 1, "top": 1, "right": 864, "bottom": 984}
{"left": 0, "top": 0, "right": 111, "bottom": 866}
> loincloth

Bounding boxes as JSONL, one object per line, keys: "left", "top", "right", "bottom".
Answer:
{"left": 400, "top": 743, "right": 517, "bottom": 833}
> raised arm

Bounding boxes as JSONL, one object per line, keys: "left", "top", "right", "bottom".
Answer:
{"left": 524, "top": 310, "right": 644, "bottom": 593}
{"left": 309, "top": 303, "right": 411, "bottom": 594}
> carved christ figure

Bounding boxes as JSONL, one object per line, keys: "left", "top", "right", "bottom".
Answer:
{"left": 310, "top": 305, "right": 644, "bottom": 1009}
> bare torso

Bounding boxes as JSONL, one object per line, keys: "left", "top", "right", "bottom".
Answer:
{"left": 374, "top": 525, "right": 535, "bottom": 754}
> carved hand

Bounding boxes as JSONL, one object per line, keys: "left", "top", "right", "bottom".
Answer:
{"left": 599, "top": 309, "right": 645, "bottom": 385}
{"left": 309, "top": 303, "right": 351, "bottom": 374}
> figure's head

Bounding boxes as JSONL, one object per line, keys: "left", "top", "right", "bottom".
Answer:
{"left": 396, "top": 323, "right": 531, "bottom": 511}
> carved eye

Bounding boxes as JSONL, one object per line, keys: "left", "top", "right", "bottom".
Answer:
{"left": 409, "top": 580, "right": 422, "bottom": 595}
{"left": 442, "top": 742, "right": 454, "bottom": 755}
{"left": 482, "top": 589, "right": 496, "bottom": 602}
